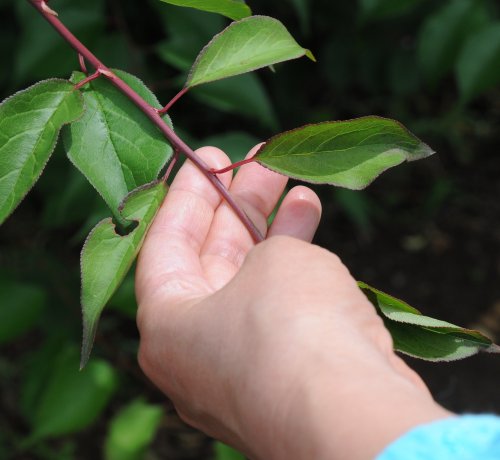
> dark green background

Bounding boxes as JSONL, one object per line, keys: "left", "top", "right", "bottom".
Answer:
{"left": 1, "top": 0, "right": 499, "bottom": 458}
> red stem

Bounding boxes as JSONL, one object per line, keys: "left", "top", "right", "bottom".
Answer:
{"left": 211, "top": 157, "right": 257, "bottom": 174}
{"left": 162, "top": 151, "right": 179, "bottom": 183}
{"left": 158, "top": 87, "right": 189, "bottom": 115}
{"left": 73, "top": 69, "right": 101, "bottom": 90}
{"left": 29, "top": 0, "right": 264, "bottom": 243}
{"left": 78, "top": 53, "right": 88, "bottom": 74}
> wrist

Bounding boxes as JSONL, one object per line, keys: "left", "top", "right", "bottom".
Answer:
{"left": 244, "top": 358, "right": 452, "bottom": 460}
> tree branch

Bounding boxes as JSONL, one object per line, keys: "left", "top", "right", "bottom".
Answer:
{"left": 28, "top": 0, "right": 264, "bottom": 243}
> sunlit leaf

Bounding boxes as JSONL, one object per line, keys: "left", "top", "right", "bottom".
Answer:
{"left": 255, "top": 117, "right": 434, "bottom": 190}
{"left": 64, "top": 69, "right": 172, "bottom": 225}
{"left": 158, "top": 0, "right": 251, "bottom": 21}
{"left": 359, "top": 282, "right": 498, "bottom": 361}
{"left": 105, "top": 398, "right": 164, "bottom": 460}
{"left": 0, "top": 79, "right": 84, "bottom": 225}
{"left": 456, "top": 23, "right": 500, "bottom": 102}
{"left": 80, "top": 181, "right": 168, "bottom": 368}
{"left": 30, "top": 347, "right": 118, "bottom": 442}
{"left": 186, "top": 16, "right": 315, "bottom": 88}
{"left": 418, "top": 0, "right": 489, "bottom": 88}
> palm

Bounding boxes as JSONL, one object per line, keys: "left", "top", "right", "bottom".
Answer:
{"left": 135, "top": 145, "right": 321, "bottom": 308}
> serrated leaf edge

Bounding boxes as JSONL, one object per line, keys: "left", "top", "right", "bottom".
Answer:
{"left": 0, "top": 79, "right": 85, "bottom": 224}
{"left": 79, "top": 180, "right": 166, "bottom": 369}
{"left": 254, "top": 116, "right": 435, "bottom": 190}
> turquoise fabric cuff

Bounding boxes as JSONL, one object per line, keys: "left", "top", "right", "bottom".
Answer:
{"left": 376, "top": 415, "right": 500, "bottom": 460}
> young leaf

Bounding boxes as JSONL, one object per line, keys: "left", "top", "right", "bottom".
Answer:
{"left": 80, "top": 181, "right": 168, "bottom": 368}
{"left": 255, "top": 117, "right": 434, "bottom": 190}
{"left": 186, "top": 16, "right": 315, "bottom": 88}
{"left": 0, "top": 79, "right": 84, "bottom": 225}
{"left": 30, "top": 346, "right": 118, "bottom": 442}
{"left": 104, "top": 398, "right": 164, "bottom": 460}
{"left": 358, "top": 282, "right": 498, "bottom": 361}
{"left": 158, "top": 0, "right": 252, "bottom": 21}
{"left": 64, "top": 69, "right": 173, "bottom": 224}
{"left": 456, "top": 23, "right": 500, "bottom": 102}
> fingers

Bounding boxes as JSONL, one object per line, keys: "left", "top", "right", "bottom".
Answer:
{"left": 268, "top": 186, "right": 322, "bottom": 242}
{"left": 200, "top": 145, "right": 289, "bottom": 289}
{"left": 136, "top": 147, "right": 232, "bottom": 305}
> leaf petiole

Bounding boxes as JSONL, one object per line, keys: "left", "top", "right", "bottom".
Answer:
{"left": 210, "top": 157, "right": 257, "bottom": 175}
{"left": 157, "top": 87, "right": 190, "bottom": 115}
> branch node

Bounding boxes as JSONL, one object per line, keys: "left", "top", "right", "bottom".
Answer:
{"left": 98, "top": 68, "right": 115, "bottom": 79}
{"left": 79, "top": 54, "right": 88, "bottom": 74}
{"left": 211, "top": 157, "right": 257, "bottom": 174}
{"left": 159, "top": 87, "right": 189, "bottom": 115}
{"left": 41, "top": 1, "right": 58, "bottom": 16}
{"left": 73, "top": 70, "right": 101, "bottom": 90}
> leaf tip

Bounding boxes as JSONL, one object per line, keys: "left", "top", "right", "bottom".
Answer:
{"left": 486, "top": 343, "right": 500, "bottom": 354}
{"left": 305, "top": 49, "right": 316, "bottom": 62}
{"left": 80, "top": 317, "right": 98, "bottom": 370}
{"left": 412, "top": 141, "right": 436, "bottom": 162}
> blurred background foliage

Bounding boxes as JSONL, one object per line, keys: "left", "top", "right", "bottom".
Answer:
{"left": 1, "top": 0, "right": 500, "bottom": 458}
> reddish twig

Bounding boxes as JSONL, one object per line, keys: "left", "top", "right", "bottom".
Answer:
{"left": 29, "top": 0, "right": 264, "bottom": 243}
{"left": 78, "top": 53, "right": 88, "bottom": 74}
{"left": 162, "top": 150, "right": 179, "bottom": 183}
{"left": 211, "top": 157, "right": 257, "bottom": 174}
{"left": 73, "top": 69, "right": 101, "bottom": 90}
{"left": 157, "top": 87, "right": 189, "bottom": 115}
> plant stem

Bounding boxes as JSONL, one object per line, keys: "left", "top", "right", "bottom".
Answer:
{"left": 211, "top": 157, "right": 257, "bottom": 174}
{"left": 73, "top": 69, "right": 101, "bottom": 90}
{"left": 158, "top": 87, "right": 189, "bottom": 114}
{"left": 29, "top": 0, "right": 264, "bottom": 243}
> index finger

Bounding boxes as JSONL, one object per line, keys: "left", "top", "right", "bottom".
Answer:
{"left": 135, "top": 147, "right": 232, "bottom": 306}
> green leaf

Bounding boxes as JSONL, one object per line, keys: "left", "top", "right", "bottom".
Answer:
{"left": 358, "top": 282, "right": 498, "bottom": 361}
{"left": 0, "top": 79, "right": 84, "bottom": 225}
{"left": 64, "top": 69, "right": 173, "bottom": 224}
{"left": 186, "top": 16, "right": 315, "bottom": 88}
{"left": 80, "top": 181, "right": 168, "bottom": 368}
{"left": 0, "top": 280, "right": 46, "bottom": 344}
{"left": 158, "top": 0, "right": 252, "bottom": 21}
{"left": 456, "top": 23, "right": 500, "bottom": 102}
{"left": 418, "top": 0, "right": 490, "bottom": 88}
{"left": 255, "top": 117, "right": 434, "bottom": 190}
{"left": 214, "top": 442, "right": 246, "bottom": 460}
{"left": 30, "top": 346, "right": 118, "bottom": 442}
{"left": 104, "top": 398, "right": 164, "bottom": 460}
{"left": 155, "top": 3, "right": 225, "bottom": 71}
{"left": 108, "top": 272, "right": 138, "bottom": 319}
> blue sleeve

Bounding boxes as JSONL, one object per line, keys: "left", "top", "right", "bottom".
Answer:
{"left": 376, "top": 415, "right": 500, "bottom": 460}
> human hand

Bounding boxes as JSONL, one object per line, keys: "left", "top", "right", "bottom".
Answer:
{"left": 136, "top": 146, "right": 451, "bottom": 460}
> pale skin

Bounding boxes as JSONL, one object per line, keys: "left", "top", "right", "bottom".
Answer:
{"left": 136, "top": 146, "right": 452, "bottom": 460}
